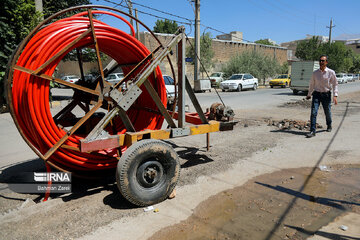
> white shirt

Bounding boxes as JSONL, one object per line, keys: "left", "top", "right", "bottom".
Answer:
{"left": 307, "top": 67, "right": 338, "bottom": 97}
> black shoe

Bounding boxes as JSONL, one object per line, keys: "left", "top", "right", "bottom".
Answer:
{"left": 306, "top": 131, "right": 316, "bottom": 138}
{"left": 327, "top": 126, "right": 332, "bottom": 132}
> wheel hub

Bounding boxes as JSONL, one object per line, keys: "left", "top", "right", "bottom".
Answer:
{"left": 137, "top": 160, "right": 164, "bottom": 188}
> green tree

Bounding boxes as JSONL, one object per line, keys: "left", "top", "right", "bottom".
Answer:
{"left": 0, "top": 0, "right": 43, "bottom": 109}
{"left": 42, "top": 0, "right": 90, "bottom": 18}
{"left": 221, "top": 51, "right": 281, "bottom": 85}
{"left": 295, "top": 36, "right": 322, "bottom": 61}
{"left": 320, "top": 42, "right": 354, "bottom": 72}
{"left": 153, "top": 19, "right": 179, "bottom": 34}
{"left": 186, "top": 32, "right": 215, "bottom": 75}
{"left": 350, "top": 55, "right": 360, "bottom": 73}
{"left": 280, "top": 62, "right": 289, "bottom": 74}
{"left": 0, "top": 0, "right": 90, "bottom": 108}
{"left": 255, "top": 39, "right": 276, "bottom": 46}
{"left": 295, "top": 37, "right": 358, "bottom": 73}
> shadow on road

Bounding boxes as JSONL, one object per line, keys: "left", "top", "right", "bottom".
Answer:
{"left": 285, "top": 225, "right": 359, "bottom": 240}
{"left": 166, "top": 141, "right": 215, "bottom": 168}
{"left": 261, "top": 102, "right": 350, "bottom": 240}
{"left": 255, "top": 182, "right": 359, "bottom": 209}
{"left": 271, "top": 129, "right": 329, "bottom": 136}
{"left": 0, "top": 142, "right": 214, "bottom": 209}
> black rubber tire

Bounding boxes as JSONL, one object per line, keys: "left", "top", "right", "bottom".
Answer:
{"left": 237, "top": 84, "right": 242, "bottom": 92}
{"left": 293, "top": 89, "right": 298, "bottom": 95}
{"left": 222, "top": 89, "right": 225, "bottom": 92}
{"left": 253, "top": 83, "right": 257, "bottom": 90}
{"left": 270, "top": 86, "right": 273, "bottom": 88}
{"left": 116, "top": 139, "right": 180, "bottom": 206}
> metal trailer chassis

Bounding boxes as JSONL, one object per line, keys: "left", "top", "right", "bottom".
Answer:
{"left": 6, "top": 5, "right": 236, "bottom": 206}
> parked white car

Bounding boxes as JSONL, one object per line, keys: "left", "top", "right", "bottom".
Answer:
{"left": 163, "top": 75, "right": 175, "bottom": 109}
{"left": 355, "top": 74, "right": 359, "bottom": 81}
{"left": 106, "top": 73, "right": 124, "bottom": 84}
{"left": 336, "top": 73, "right": 347, "bottom": 84}
{"left": 220, "top": 73, "right": 258, "bottom": 92}
{"left": 61, "top": 75, "right": 80, "bottom": 84}
{"left": 347, "top": 74, "right": 354, "bottom": 82}
{"left": 209, "top": 72, "right": 224, "bottom": 87}
{"left": 163, "top": 75, "right": 175, "bottom": 98}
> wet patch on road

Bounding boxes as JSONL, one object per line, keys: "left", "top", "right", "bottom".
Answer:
{"left": 149, "top": 164, "right": 360, "bottom": 240}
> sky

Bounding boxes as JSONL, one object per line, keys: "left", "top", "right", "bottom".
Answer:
{"left": 90, "top": 0, "right": 360, "bottom": 44}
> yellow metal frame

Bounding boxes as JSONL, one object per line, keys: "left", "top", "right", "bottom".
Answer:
{"left": 80, "top": 121, "right": 220, "bottom": 152}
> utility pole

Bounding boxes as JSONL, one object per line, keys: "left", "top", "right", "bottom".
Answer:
{"left": 34, "top": 0, "right": 43, "bottom": 20}
{"left": 194, "top": 0, "right": 200, "bottom": 82}
{"left": 327, "top": 18, "right": 335, "bottom": 45}
{"left": 135, "top": 9, "right": 140, "bottom": 40}
{"left": 126, "top": 0, "right": 134, "bottom": 31}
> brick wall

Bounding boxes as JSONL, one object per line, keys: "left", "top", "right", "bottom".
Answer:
{"left": 55, "top": 32, "right": 288, "bottom": 84}
{"left": 138, "top": 32, "right": 288, "bottom": 83}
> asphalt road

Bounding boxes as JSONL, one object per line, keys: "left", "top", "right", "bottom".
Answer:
{"left": 50, "top": 81, "right": 360, "bottom": 113}
{"left": 194, "top": 81, "right": 360, "bottom": 110}
{"left": 2, "top": 81, "right": 359, "bottom": 170}
{"left": 1, "top": 80, "right": 360, "bottom": 240}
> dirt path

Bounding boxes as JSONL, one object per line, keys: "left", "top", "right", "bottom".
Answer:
{"left": 0, "top": 91, "right": 359, "bottom": 240}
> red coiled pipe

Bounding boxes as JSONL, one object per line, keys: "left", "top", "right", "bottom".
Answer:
{"left": 11, "top": 11, "right": 166, "bottom": 173}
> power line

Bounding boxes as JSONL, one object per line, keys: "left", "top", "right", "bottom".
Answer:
{"left": 99, "top": 1, "right": 255, "bottom": 44}
{"left": 200, "top": 24, "right": 254, "bottom": 43}
{"left": 102, "top": 0, "right": 193, "bottom": 26}
{"left": 130, "top": 0, "right": 194, "bottom": 23}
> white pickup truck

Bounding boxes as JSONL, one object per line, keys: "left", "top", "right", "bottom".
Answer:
{"left": 220, "top": 73, "right": 258, "bottom": 92}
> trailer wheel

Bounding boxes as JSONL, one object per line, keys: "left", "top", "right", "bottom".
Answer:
{"left": 116, "top": 139, "right": 180, "bottom": 206}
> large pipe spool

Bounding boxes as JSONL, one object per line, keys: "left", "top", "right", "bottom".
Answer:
{"left": 6, "top": 6, "right": 171, "bottom": 175}
{"left": 6, "top": 5, "right": 237, "bottom": 206}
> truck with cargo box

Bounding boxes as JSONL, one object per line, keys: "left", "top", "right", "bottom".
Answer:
{"left": 290, "top": 61, "right": 319, "bottom": 95}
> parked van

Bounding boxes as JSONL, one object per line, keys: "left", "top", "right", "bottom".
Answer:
{"left": 290, "top": 61, "right": 319, "bottom": 95}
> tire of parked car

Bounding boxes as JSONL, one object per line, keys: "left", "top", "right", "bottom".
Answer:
{"left": 237, "top": 84, "right": 242, "bottom": 92}
{"left": 253, "top": 83, "right": 257, "bottom": 90}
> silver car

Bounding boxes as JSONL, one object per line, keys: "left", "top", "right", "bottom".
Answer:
{"left": 61, "top": 75, "right": 80, "bottom": 84}
{"left": 106, "top": 73, "right": 124, "bottom": 84}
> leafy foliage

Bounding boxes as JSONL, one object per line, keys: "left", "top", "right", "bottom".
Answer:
{"left": 255, "top": 39, "right": 276, "bottom": 46}
{"left": 42, "top": 0, "right": 90, "bottom": 18}
{"left": 280, "top": 62, "right": 289, "bottom": 74}
{"left": 221, "top": 51, "right": 281, "bottom": 84}
{"left": 186, "top": 32, "right": 215, "bottom": 74}
{"left": 295, "top": 37, "right": 359, "bottom": 73}
{"left": 153, "top": 19, "right": 179, "bottom": 34}
{"left": 295, "top": 36, "right": 322, "bottom": 61}
{"left": 0, "top": 0, "right": 90, "bottom": 107}
{"left": 63, "top": 48, "right": 108, "bottom": 62}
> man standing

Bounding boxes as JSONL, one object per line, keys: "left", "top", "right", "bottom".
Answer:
{"left": 306, "top": 55, "right": 338, "bottom": 138}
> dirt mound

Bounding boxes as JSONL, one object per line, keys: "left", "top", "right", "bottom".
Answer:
{"left": 267, "top": 119, "right": 322, "bottom": 131}
{"left": 281, "top": 98, "right": 312, "bottom": 108}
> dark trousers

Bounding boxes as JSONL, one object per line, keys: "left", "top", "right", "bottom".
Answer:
{"left": 310, "top": 91, "right": 332, "bottom": 132}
